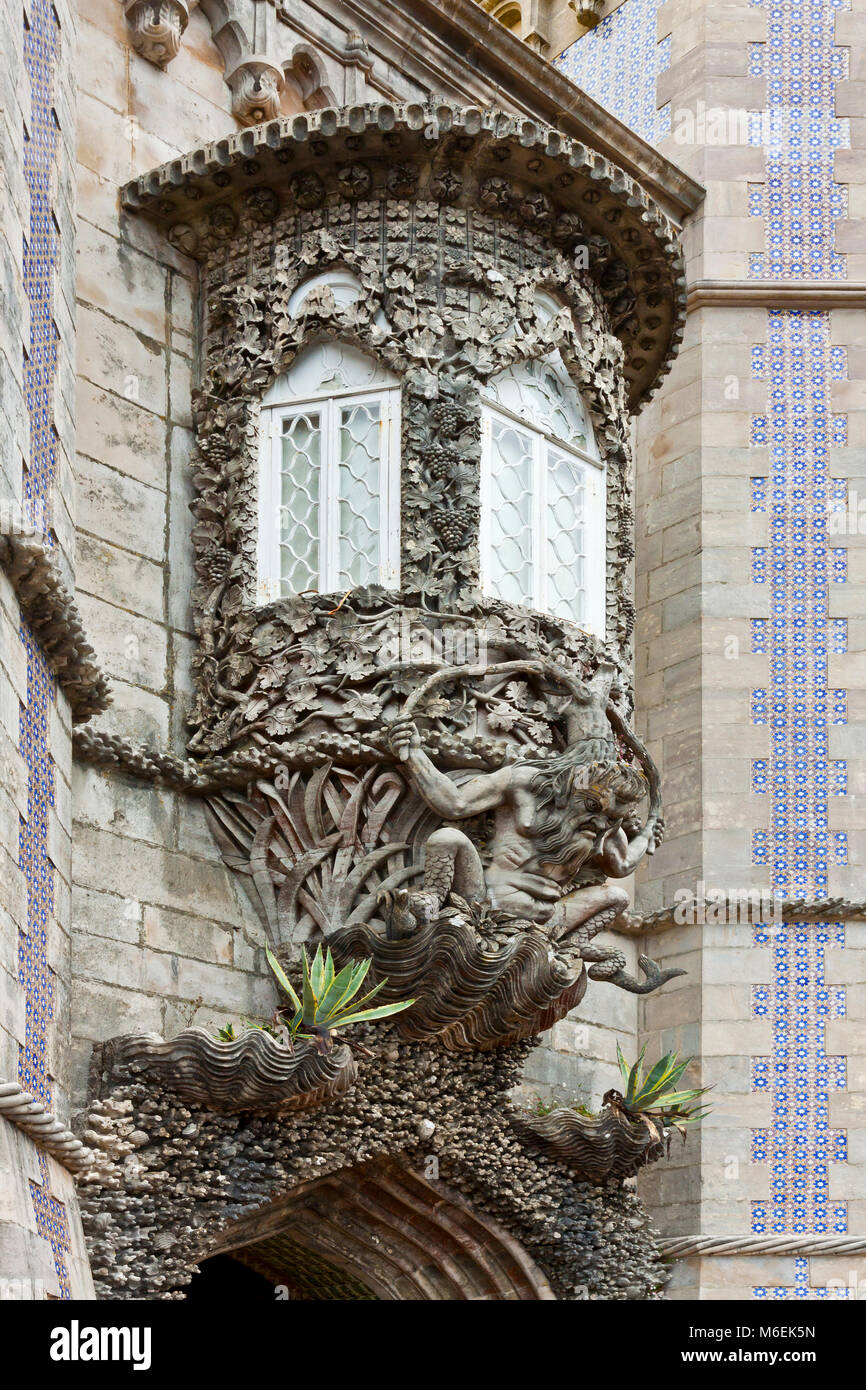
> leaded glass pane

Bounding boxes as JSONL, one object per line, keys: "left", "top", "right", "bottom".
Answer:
{"left": 484, "top": 352, "right": 595, "bottom": 456}
{"left": 488, "top": 416, "right": 534, "bottom": 606}
{"left": 280, "top": 411, "right": 320, "bottom": 593}
{"left": 338, "top": 401, "right": 381, "bottom": 587}
{"left": 546, "top": 446, "right": 586, "bottom": 622}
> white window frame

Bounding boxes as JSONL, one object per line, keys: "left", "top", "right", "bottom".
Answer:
{"left": 257, "top": 380, "right": 401, "bottom": 602}
{"left": 480, "top": 400, "right": 606, "bottom": 638}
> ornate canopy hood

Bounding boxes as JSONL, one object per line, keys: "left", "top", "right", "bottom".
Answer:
{"left": 121, "top": 102, "right": 687, "bottom": 407}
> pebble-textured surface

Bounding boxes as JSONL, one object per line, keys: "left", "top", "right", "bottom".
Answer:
{"left": 77, "top": 1028, "right": 668, "bottom": 1300}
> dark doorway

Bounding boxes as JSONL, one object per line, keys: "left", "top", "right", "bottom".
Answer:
{"left": 184, "top": 1252, "right": 277, "bottom": 1300}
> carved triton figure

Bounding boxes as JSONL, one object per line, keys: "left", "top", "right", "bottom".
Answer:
{"left": 381, "top": 715, "right": 682, "bottom": 995}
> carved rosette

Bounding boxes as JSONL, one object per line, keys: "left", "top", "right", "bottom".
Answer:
{"left": 100, "top": 1028, "right": 358, "bottom": 1113}
{"left": 123, "top": 0, "right": 189, "bottom": 67}
{"left": 510, "top": 1105, "right": 665, "bottom": 1182}
{"left": 226, "top": 60, "right": 284, "bottom": 126}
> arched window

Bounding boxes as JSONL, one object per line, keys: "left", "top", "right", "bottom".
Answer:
{"left": 480, "top": 351, "right": 605, "bottom": 634}
{"left": 286, "top": 269, "right": 390, "bottom": 329}
{"left": 257, "top": 340, "right": 400, "bottom": 602}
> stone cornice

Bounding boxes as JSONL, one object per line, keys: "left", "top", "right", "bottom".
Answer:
{"left": 687, "top": 279, "right": 866, "bottom": 312}
{"left": 339, "top": 0, "right": 704, "bottom": 225}
{"left": 120, "top": 102, "right": 687, "bottom": 407}
{"left": 0, "top": 532, "right": 111, "bottom": 723}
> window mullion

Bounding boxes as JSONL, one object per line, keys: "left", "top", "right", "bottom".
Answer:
{"left": 479, "top": 411, "right": 491, "bottom": 597}
{"left": 324, "top": 398, "right": 338, "bottom": 593}
{"left": 381, "top": 390, "right": 398, "bottom": 587}
{"left": 271, "top": 409, "right": 282, "bottom": 600}
{"left": 378, "top": 392, "right": 386, "bottom": 586}
{"left": 534, "top": 433, "right": 546, "bottom": 612}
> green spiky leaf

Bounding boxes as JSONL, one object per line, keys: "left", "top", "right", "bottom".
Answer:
{"left": 265, "top": 946, "right": 302, "bottom": 1013}
{"left": 651, "top": 1088, "right": 709, "bottom": 1110}
{"left": 316, "top": 960, "right": 366, "bottom": 1021}
{"left": 329, "top": 998, "right": 415, "bottom": 1028}
{"left": 301, "top": 947, "right": 319, "bottom": 1024}
{"left": 625, "top": 1043, "right": 647, "bottom": 1107}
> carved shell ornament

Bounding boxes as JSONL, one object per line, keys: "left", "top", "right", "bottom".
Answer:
{"left": 98, "top": 1028, "right": 357, "bottom": 1114}
{"left": 510, "top": 1105, "right": 664, "bottom": 1183}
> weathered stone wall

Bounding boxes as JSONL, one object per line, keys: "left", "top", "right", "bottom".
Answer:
{"left": 626, "top": 0, "right": 866, "bottom": 1301}
{"left": 0, "top": 0, "right": 94, "bottom": 1298}
{"left": 69, "top": 0, "right": 275, "bottom": 1113}
{"left": 1, "top": 0, "right": 695, "bottom": 1301}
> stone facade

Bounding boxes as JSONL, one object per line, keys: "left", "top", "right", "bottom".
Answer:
{"left": 1, "top": 0, "right": 861, "bottom": 1304}
{"left": 557, "top": 0, "right": 866, "bottom": 1301}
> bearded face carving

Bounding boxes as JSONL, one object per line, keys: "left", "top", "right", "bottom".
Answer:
{"left": 378, "top": 700, "right": 672, "bottom": 993}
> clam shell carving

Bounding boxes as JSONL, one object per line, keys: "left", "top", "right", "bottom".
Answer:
{"left": 510, "top": 1107, "right": 664, "bottom": 1182}
{"left": 329, "top": 917, "right": 588, "bottom": 1051}
{"left": 103, "top": 1027, "right": 357, "bottom": 1113}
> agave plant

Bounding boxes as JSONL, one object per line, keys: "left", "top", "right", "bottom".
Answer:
{"left": 605, "top": 1044, "right": 712, "bottom": 1148}
{"left": 216, "top": 1018, "right": 286, "bottom": 1043}
{"left": 266, "top": 944, "right": 414, "bottom": 1053}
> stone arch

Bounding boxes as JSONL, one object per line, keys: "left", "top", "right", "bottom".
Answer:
{"left": 485, "top": 0, "right": 524, "bottom": 34}
{"left": 202, "top": 1158, "right": 556, "bottom": 1300}
{"left": 283, "top": 45, "right": 337, "bottom": 111}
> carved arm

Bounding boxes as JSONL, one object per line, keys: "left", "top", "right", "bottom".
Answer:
{"left": 388, "top": 718, "right": 512, "bottom": 819}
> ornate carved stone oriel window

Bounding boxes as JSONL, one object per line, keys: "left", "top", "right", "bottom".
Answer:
{"left": 480, "top": 348, "right": 605, "bottom": 634}
{"left": 257, "top": 340, "right": 400, "bottom": 602}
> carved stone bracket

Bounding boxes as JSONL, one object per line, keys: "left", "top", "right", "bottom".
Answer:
{"left": 225, "top": 57, "right": 284, "bottom": 125}
{"left": 343, "top": 31, "right": 374, "bottom": 104}
{"left": 122, "top": 0, "right": 190, "bottom": 67}
{"left": 569, "top": 0, "right": 605, "bottom": 29}
{"left": 0, "top": 532, "right": 111, "bottom": 722}
{"left": 510, "top": 1104, "right": 664, "bottom": 1182}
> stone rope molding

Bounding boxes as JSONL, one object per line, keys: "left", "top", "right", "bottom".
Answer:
{"left": 0, "top": 532, "right": 111, "bottom": 722}
{"left": 624, "top": 896, "right": 866, "bottom": 934}
{"left": 0, "top": 1080, "right": 93, "bottom": 1173}
{"left": 659, "top": 1234, "right": 866, "bottom": 1259}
